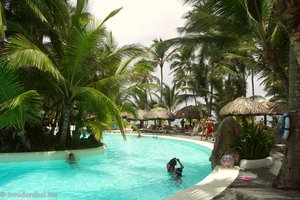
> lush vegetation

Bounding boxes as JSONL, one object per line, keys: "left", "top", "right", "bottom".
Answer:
{"left": 230, "top": 123, "right": 275, "bottom": 160}
{"left": 0, "top": 0, "right": 300, "bottom": 190}
{"left": 0, "top": 0, "right": 156, "bottom": 152}
{"left": 0, "top": 0, "right": 291, "bottom": 151}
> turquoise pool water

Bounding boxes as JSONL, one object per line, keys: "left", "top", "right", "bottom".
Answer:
{"left": 0, "top": 134, "right": 211, "bottom": 200}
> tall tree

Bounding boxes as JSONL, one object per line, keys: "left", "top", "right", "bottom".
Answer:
{"left": 149, "top": 39, "right": 175, "bottom": 102}
{"left": 161, "top": 83, "right": 182, "bottom": 112}
{"left": 170, "top": 44, "right": 196, "bottom": 106}
{"left": 182, "top": 0, "right": 289, "bottom": 96}
{"left": 4, "top": 2, "right": 125, "bottom": 145}
{"left": 273, "top": 0, "right": 300, "bottom": 190}
{"left": 183, "top": 0, "right": 300, "bottom": 189}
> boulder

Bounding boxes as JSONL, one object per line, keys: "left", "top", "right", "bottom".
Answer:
{"left": 209, "top": 116, "right": 242, "bottom": 169}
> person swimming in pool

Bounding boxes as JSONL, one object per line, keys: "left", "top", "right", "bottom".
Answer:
{"left": 166, "top": 158, "right": 184, "bottom": 177}
{"left": 67, "top": 153, "right": 76, "bottom": 163}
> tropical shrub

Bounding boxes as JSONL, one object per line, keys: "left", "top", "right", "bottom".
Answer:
{"left": 230, "top": 123, "right": 275, "bottom": 160}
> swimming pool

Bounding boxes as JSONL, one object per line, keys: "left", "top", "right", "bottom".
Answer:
{"left": 0, "top": 134, "right": 211, "bottom": 200}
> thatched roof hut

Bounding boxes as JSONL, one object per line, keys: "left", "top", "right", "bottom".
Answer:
{"left": 145, "top": 107, "right": 175, "bottom": 120}
{"left": 121, "top": 109, "right": 147, "bottom": 120}
{"left": 175, "top": 105, "right": 205, "bottom": 119}
{"left": 121, "top": 112, "right": 133, "bottom": 119}
{"left": 220, "top": 97, "right": 269, "bottom": 116}
{"left": 262, "top": 101, "right": 288, "bottom": 115}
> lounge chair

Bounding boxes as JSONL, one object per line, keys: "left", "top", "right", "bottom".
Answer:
{"left": 155, "top": 126, "right": 167, "bottom": 134}
{"left": 185, "top": 124, "right": 199, "bottom": 136}
{"left": 125, "top": 125, "right": 133, "bottom": 134}
{"left": 140, "top": 125, "right": 156, "bottom": 133}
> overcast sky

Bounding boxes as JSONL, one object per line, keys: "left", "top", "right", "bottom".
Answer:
{"left": 73, "top": 0, "right": 265, "bottom": 99}
{"left": 83, "top": 0, "right": 191, "bottom": 91}
{"left": 88, "top": 0, "right": 190, "bottom": 46}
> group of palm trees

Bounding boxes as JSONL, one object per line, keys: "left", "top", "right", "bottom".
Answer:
{"left": 0, "top": 0, "right": 299, "bottom": 190}
{"left": 174, "top": 0, "right": 300, "bottom": 190}
{"left": 0, "top": 0, "right": 152, "bottom": 149}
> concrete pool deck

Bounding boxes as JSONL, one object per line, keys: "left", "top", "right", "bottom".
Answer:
{"left": 167, "top": 166, "right": 239, "bottom": 200}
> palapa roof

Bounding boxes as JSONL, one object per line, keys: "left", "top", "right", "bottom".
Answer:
{"left": 262, "top": 101, "right": 288, "bottom": 115}
{"left": 121, "top": 109, "right": 147, "bottom": 120}
{"left": 220, "top": 97, "right": 269, "bottom": 116}
{"left": 175, "top": 105, "right": 205, "bottom": 119}
{"left": 145, "top": 107, "right": 175, "bottom": 120}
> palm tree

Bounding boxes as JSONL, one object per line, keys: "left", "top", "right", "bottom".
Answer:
{"left": 183, "top": 0, "right": 300, "bottom": 189}
{"left": 272, "top": 0, "right": 300, "bottom": 190}
{"left": 0, "top": 67, "right": 42, "bottom": 148}
{"left": 161, "top": 83, "right": 182, "bottom": 112}
{"left": 170, "top": 44, "right": 196, "bottom": 106}
{"left": 182, "top": 0, "right": 289, "bottom": 92}
{"left": 149, "top": 38, "right": 175, "bottom": 102}
{"left": 3, "top": 1, "right": 125, "bottom": 145}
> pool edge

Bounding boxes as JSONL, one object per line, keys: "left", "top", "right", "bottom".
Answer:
{"left": 138, "top": 134, "right": 239, "bottom": 200}
{"left": 0, "top": 146, "right": 106, "bottom": 162}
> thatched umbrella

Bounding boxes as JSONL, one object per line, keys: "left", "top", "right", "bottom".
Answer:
{"left": 175, "top": 105, "right": 205, "bottom": 119}
{"left": 122, "top": 110, "right": 147, "bottom": 120}
{"left": 145, "top": 107, "right": 175, "bottom": 120}
{"left": 121, "top": 112, "right": 134, "bottom": 119}
{"left": 220, "top": 97, "right": 269, "bottom": 116}
{"left": 145, "top": 107, "right": 175, "bottom": 126}
{"left": 262, "top": 101, "right": 288, "bottom": 115}
{"left": 121, "top": 110, "right": 148, "bottom": 128}
{"left": 175, "top": 105, "right": 206, "bottom": 126}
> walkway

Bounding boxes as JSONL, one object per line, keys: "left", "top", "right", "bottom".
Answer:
{"left": 213, "top": 167, "right": 300, "bottom": 200}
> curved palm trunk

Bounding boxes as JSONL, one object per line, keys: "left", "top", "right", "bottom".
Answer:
{"left": 274, "top": 45, "right": 300, "bottom": 190}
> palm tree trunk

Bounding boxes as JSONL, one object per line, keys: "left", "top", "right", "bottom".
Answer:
{"left": 185, "top": 89, "right": 188, "bottom": 106}
{"left": 60, "top": 101, "right": 72, "bottom": 145}
{"left": 185, "top": 81, "right": 188, "bottom": 106}
{"left": 50, "top": 106, "right": 60, "bottom": 135}
{"left": 209, "top": 84, "right": 213, "bottom": 116}
{"left": 273, "top": 1, "right": 300, "bottom": 190}
{"left": 193, "top": 90, "right": 197, "bottom": 106}
{"left": 160, "top": 64, "right": 163, "bottom": 102}
{"left": 251, "top": 70, "right": 255, "bottom": 99}
{"left": 274, "top": 44, "right": 300, "bottom": 190}
{"left": 290, "top": 27, "right": 300, "bottom": 66}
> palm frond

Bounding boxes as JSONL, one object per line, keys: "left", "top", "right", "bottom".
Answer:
{"left": 71, "top": 86, "right": 125, "bottom": 139}
{"left": 85, "top": 120, "right": 108, "bottom": 142}
{"left": 4, "top": 34, "right": 63, "bottom": 81}
{"left": 99, "top": 8, "right": 123, "bottom": 27}
{"left": 62, "top": 22, "right": 107, "bottom": 86}
{"left": 25, "top": 0, "right": 48, "bottom": 23}
{"left": 0, "top": 1, "right": 6, "bottom": 39}
{"left": 0, "top": 68, "right": 23, "bottom": 103}
{"left": 0, "top": 90, "right": 42, "bottom": 132}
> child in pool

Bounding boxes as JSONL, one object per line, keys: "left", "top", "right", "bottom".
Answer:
{"left": 166, "top": 158, "right": 184, "bottom": 177}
